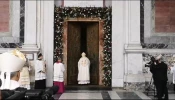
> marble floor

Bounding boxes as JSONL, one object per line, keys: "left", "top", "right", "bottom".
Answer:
{"left": 145, "top": 83, "right": 175, "bottom": 100}
{"left": 53, "top": 90, "right": 175, "bottom": 100}
{"left": 54, "top": 90, "right": 151, "bottom": 100}
{"left": 146, "top": 90, "right": 175, "bottom": 100}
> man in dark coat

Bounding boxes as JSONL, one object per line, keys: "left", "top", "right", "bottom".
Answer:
{"left": 150, "top": 54, "right": 169, "bottom": 100}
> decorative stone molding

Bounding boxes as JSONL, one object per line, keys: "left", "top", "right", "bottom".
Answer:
{"left": 64, "top": 0, "right": 103, "bottom": 7}
{"left": 124, "top": 82, "right": 145, "bottom": 91}
{"left": 143, "top": 1, "right": 175, "bottom": 49}
{"left": 125, "top": 49, "right": 175, "bottom": 54}
{"left": 0, "top": 1, "right": 21, "bottom": 44}
{"left": 23, "top": 0, "right": 37, "bottom": 48}
{"left": 0, "top": 48, "right": 39, "bottom": 53}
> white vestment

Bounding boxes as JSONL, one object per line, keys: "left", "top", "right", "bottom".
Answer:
{"left": 170, "top": 66, "right": 175, "bottom": 84}
{"left": 34, "top": 60, "right": 46, "bottom": 80}
{"left": 19, "top": 59, "right": 31, "bottom": 89}
{"left": 19, "top": 67, "right": 31, "bottom": 89}
{"left": 53, "top": 63, "right": 65, "bottom": 82}
{"left": 77, "top": 57, "right": 90, "bottom": 84}
{"left": 9, "top": 80, "right": 20, "bottom": 90}
{"left": 0, "top": 74, "right": 20, "bottom": 90}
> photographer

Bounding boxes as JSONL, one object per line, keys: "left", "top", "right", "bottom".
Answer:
{"left": 150, "top": 54, "right": 169, "bottom": 100}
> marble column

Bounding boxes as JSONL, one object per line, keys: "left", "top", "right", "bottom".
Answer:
{"left": 40, "top": 0, "right": 54, "bottom": 87}
{"left": 23, "top": 0, "right": 37, "bottom": 48}
{"left": 112, "top": 0, "right": 144, "bottom": 88}
{"left": 124, "top": 0, "right": 145, "bottom": 89}
{"left": 125, "top": 0, "right": 142, "bottom": 48}
{"left": 112, "top": 1, "right": 125, "bottom": 87}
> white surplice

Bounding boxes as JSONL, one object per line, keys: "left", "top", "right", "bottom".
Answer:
{"left": 170, "top": 65, "right": 175, "bottom": 84}
{"left": 9, "top": 80, "right": 20, "bottom": 90}
{"left": 19, "top": 58, "right": 31, "bottom": 90}
{"left": 34, "top": 60, "right": 46, "bottom": 80}
{"left": 19, "top": 67, "right": 30, "bottom": 90}
{"left": 53, "top": 63, "right": 65, "bottom": 82}
{"left": 77, "top": 57, "right": 90, "bottom": 84}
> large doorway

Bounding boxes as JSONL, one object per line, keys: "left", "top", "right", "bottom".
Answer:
{"left": 54, "top": 7, "right": 112, "bottom": 87}
{"left": 67, "top": 22, "right": 99, "bottom": 85}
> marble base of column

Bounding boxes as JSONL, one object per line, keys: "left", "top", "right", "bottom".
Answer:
{"left": 22, "top": 44, "right": 38, "bottom": 48}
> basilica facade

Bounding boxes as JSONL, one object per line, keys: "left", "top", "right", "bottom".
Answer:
{"left": 0, "top": 0, "right": 174, "bottom": 90}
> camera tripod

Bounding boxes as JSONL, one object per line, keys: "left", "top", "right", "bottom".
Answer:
{"left": 145, "top": 76, "right": 156, "bottom": 97}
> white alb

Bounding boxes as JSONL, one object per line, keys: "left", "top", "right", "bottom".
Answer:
{"left": 77, "top": 52, "right": 90, "bottom": 84}
{"left": 53, "top": 63, "right": 65, "bottom": 82}
{"left": 34, "top": 60, "right": 46, "bottom": 80}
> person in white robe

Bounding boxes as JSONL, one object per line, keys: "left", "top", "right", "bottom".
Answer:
{"left": 170, "top": 64, "right": 175, "bottom": 91}
{"left": 34, "top": 53, "right": 46, "bottom": 89}
{"left": 0, "top": 49, "right": 26, "bottom": 90}
{"left": 77, "top": 52, "right": 90, "bottom": 84}
{"left": 19, "top": 54, "right": 31, "bottom": 90}
{"left": 53, "top": 57, "right": 65, "bottom": 93}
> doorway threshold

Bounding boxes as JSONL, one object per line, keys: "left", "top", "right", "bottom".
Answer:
{"left": 65, "top": 85, "right": 112, "bottom": 91}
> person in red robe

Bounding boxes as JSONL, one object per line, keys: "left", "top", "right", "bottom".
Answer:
{"left": 53, "top": 57, "right": 65, "bottom": 94}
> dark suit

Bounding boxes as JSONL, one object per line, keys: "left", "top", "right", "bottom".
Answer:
{"left": 150, "top": 61, "right": 169, "bottom": 100}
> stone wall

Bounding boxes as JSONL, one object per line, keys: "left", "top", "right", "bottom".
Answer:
{"left": 0, "top": 0, "right": 24, "bottom": 46}
{"left": 142, "top": 0, "right": 175, "bottom": 49}
{"left": 0, "top": 0, "right": 9, "bottom": 32}
{"left": 155, "top": 1, "right": 175, "bottom": 33}
{"left": 124, "top": 82, "right": 145, "bottom": 91}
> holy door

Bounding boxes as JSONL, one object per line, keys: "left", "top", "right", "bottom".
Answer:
{"left": 67, "top": 22, "right": 99, "bottom": 85}
{"left": 67, "top": 22, "right": 81, "bottom": 85}
{"left": 86, "top": 23, "right": 99, "bottom": 85}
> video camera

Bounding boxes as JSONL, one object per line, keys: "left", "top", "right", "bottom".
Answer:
{"left": 2, "top": 85, "right": 59, "bottom": 100}
{"left": 145, "top": 56, "right": 158, "bottom": 68}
